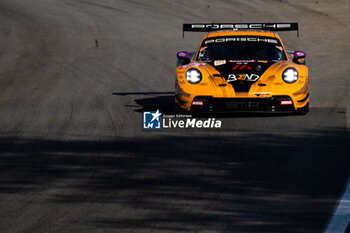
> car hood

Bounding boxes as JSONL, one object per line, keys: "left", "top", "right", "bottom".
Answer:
{"left": 212, "top": 60, "right": 277, "bottom": 92}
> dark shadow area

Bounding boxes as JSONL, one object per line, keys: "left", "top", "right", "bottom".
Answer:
{"left": 133, "top": 95, "right": 175, "bottom": 114}
{"left": 346, "top": 222, "right": 350, "bottom": 233}
{"left": 0, "top": 129, "right": 349, "bottom": 232}
{"left": 113, "top": 92, "right": 176, "bottom": 114}
{"left": 113, "top": 92, "right": 174, "bottom": 96}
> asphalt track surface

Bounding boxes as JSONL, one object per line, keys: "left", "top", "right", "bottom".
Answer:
{"left": 0, "top": 0, "right": 349, "bottom": 232}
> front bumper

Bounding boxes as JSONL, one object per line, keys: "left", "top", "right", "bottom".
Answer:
{"left": 189, "top": 95, "right": 302, "bottom": 113}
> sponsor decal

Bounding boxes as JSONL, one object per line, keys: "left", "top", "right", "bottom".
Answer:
{"left": 229, "top": 60, "right": 256, "bottom": 63}
{"left": 227, "top": 74, "right": 260, "bottom": 82}
{"left": 143, "top": 110, "right": 222, "bottom": 129}
{"left": 200, "top": 46, "right": 207, "bottom": 51}
{"left": 237, "top": 74, "right": 246, "bottom": 81}
{"left": 205, "top": 37, "right": 278, "bottom": 44}
{"left": 258, "top": 60, "right": 268, "bottom": 63}
{"left": 227, "top": 74, "right": 237, "bottom": 82}
{"left": 232, "top": 64, "right": 252, "bottom": 70}
{"left": 276, "top": 46, "right": 283, "bottom": 51}
{"left": 177, "top": 51, "right": 189, "bottom": 58}
{"left": 192, "top": 101, "right": 204, "bottom": 106}
{"left": 239, "top": 65, "right": 248, "bottom": 70}
{"left": 246, "top": 74, "right": 260, "bottom": 81}
{"left": 214, "top": 60, "right": 226, "bottom": 66}
{"left": 280, "top": 100, "right": 293, "bottom": 105}
{"left": 143, "top": 110, "right": 162, "bottom": 129}
{"left": 295, "top": 51, "right": 306, "bottom": 57}
{"left": 254, "top": 92, "right": 271, "bottom": 96}
{"left": 232, "top": 64, "right": 240, "bottom": 70}
{"left": 190, "top": 23, "right": 293, "bottom": 30}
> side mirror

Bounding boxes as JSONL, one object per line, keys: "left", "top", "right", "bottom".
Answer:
{"left": 177, "top": 51, "right": 191, "bottom": 66}
{"left": 293, "top": 51, "right": 306, "bottom": 65}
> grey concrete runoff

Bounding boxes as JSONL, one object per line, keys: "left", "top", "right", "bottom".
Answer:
{"left": 0, "top": 0, "right": 349, "bottom": 232}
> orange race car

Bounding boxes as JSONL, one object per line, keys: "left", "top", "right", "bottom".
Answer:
{"left": 175, "top": 23, "right": 309, "bottom": 114}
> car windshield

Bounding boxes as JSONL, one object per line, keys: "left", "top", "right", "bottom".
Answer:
{"left": 196, "top": 36, "right": 286, "bottom": 62}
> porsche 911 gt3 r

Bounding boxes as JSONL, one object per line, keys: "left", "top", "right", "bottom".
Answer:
{"left": 175, "top": 23, "right": 309, "bottom": 114}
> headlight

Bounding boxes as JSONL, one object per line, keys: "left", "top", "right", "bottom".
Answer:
{"left": 282, "top": 68, "right": 298, "bottom": 84}
{"left": 186, "top": 68, "right": 202, "bottom": 84}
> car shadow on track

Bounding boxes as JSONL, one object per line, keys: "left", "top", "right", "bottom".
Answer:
{"left": 113, "top": 92, "right": 176, "bottom": 114}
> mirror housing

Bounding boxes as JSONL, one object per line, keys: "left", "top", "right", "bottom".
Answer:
{"left": 293, "top": 50, "right": 306, "bottom": 65}
{"left": 177, "top": 51, "right": 191, "bottom": 66}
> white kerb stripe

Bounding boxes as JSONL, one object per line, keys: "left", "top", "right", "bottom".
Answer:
{"left": 324, "top": 178, "right": 350, "bottom": 233}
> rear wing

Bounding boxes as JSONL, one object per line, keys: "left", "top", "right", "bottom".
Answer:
{"left": 183, "top": 23, "right": 299, "bottom": 38}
